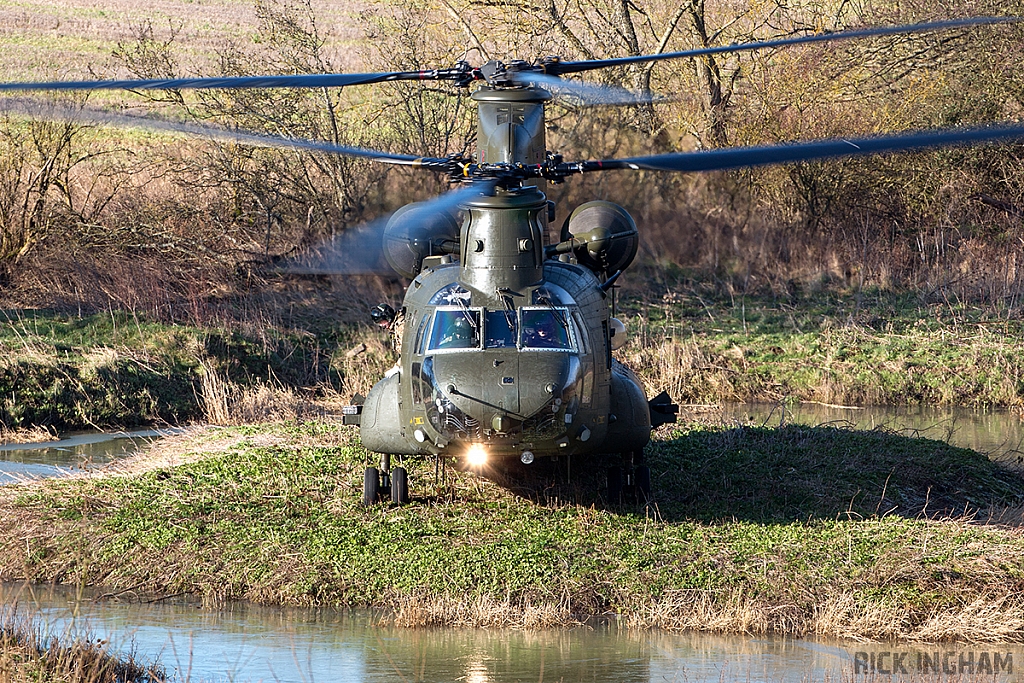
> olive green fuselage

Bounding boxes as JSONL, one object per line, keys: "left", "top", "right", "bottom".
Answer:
{"left": 360, "top": 186, "right": 651, "bottom": 463}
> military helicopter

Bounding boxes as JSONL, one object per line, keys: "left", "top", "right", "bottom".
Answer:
{"left": 2, "top": 15, "right": 1024, "bottom": 506}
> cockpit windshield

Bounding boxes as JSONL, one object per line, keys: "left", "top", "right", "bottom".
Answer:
{"left": 485, "top": 311, "right": 517, "bottom": 349}
{"left": 521, "top": 308, "right": 573, "bottom": 350}
{"left": 428, "top": 309, "right": 480, "bottom": 350}
{"left": 425, "top": 306, "right": 574, "bottom": 352}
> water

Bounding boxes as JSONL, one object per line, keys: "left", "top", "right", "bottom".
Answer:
{"left": 7, "top": 583, "right": 1022, "bottom": 682}
{"left": 0, "top": 428, "right": 183, "bottom": 483}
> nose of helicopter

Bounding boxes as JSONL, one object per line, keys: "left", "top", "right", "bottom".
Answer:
{"left": 430, "top": 351, "right": 575, "bottom": 425}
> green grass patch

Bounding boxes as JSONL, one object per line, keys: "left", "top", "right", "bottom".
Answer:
{"left": 2, "top": 421, "right": 1023, "bottom": 640}
{"left": 619, "top": 287, "right": 1024, "bottom": 407}
{"left": 0, "top": 310, "right": 346, "bottom": 429}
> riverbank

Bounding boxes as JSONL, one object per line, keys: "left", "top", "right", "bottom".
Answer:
{"left": 5, "top": 291, "right": 1024, "bottom": 434}
{"left": 0, "top": 608, "right": 161, "bottom": 682}
{"left": 1, "top": 420, "right": 1022, "bottom": 640}
{"left": 618, "top": 285, "right": 1024, "bottom": 408}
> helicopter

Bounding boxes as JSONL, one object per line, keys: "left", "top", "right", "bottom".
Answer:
{"left": 2, "top": 15, "right": 1024, "bottom": 506}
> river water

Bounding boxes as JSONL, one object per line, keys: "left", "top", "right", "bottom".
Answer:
{"left": 5, "top": 583, "right": 1023, "bottom": 682}
{"left": 708, "top": 403, "right": 1024, "bottom": 468}
{"left": 0, "top": 428, "right": 184, "bottom": 483}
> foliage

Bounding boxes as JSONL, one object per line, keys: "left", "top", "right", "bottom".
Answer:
{"left": 0, "top": 609, "right": 162, "bottom": 683}
{"left": 0, "top": 309, "right": 351, "bottom": 430}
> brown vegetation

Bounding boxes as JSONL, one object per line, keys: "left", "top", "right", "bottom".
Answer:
{"left": 0, "top": 608, "right": 162, "bottom": 683}
{"left": 0, "top": 0, "right": 1020, "bottom": 317}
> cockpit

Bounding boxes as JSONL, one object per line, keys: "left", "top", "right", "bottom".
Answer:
{"left": 426, "top": 306, "right": 575, "bottom": 353}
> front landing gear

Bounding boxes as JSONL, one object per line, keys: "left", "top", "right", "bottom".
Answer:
{"left": 363, "top": 467, "right": 380, "bottom": 506}
{"left": 607, "top": 452, "right": 651, "bottom": 505}
{"left": 363, "top": 453, "right": 410, "bottom": 505}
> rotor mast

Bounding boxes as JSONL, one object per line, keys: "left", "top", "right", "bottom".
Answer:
{"left": 457, "top": 85, "right": 553, "bottom": 304}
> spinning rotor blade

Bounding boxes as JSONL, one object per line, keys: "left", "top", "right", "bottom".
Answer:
{"left": 0, "top": 67, "right": 476, "bottom": 94}
{"left": 547, "top": 16, "right": 1022, "bottom": 76}
{"left": 510, "top": 72, "right": 658, "bottom": 106}
{"left": 0, "top": 98, "right": 456, "bottom": 169}
{"left": 286, "top": 180, "right": 497, "bottom": 275}
{"left": 563, "top": 124, "right": 1024, "bottom": 175}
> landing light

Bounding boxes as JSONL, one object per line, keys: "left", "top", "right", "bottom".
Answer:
{"left": 466, "top": 443, "right": 488, "bottom": 467}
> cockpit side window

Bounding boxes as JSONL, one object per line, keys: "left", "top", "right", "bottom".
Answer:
{"left": 414, "top": 315, "right": 430, "bottom": 355}
{"left": 521, "top": 308, "right": 573, "bottom": 350}
{"left": 428, "top": 309, "right": 481, "bottom": 351}
{"left": 485, "top": 310, "right": 517, "bottom": 349}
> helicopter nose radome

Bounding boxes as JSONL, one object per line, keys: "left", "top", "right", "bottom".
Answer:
{"left": 518, "top": 354, "right": 578, "bottom": 419}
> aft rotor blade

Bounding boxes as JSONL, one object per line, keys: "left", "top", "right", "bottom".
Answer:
{"left": 0, "top": 98, "right": 456, "bottom": 169}
{"left": 0, "top": 67, "right": 475, "bottom": 94}
{"left": 550, "top": 16, "right": 1022, "bottom": 76}
{"left": 562, "top": 124, "right": 1024, "bottom": 174}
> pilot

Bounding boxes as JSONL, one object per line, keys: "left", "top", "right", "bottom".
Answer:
{"left": 523, "top": 315, "right": 559, "bottom": 347}
{"left": 440, "top": 315, "right": 475, "bottom": 348}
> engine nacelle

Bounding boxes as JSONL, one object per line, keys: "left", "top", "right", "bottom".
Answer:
{"left": 383, "top": 202, "right": 460, "bottom": 279}
{"left": 561, "top": 201, "right": 638, "bottom": 275}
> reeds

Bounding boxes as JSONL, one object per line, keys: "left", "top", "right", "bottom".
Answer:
{"left": 389, "top": 592, "right": 582, "bottom": 630}
{"left": 0, "top": 607, "right": 163, "bottom": 683}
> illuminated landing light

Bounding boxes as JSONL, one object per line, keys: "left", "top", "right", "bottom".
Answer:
{"left": 466, "top": 443, "right": 488, "bottom": 467}
{"left": 414, "top": 429, "right": 428, "bottom": 443}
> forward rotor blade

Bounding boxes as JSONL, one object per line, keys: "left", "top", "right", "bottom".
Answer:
{"left": 0, "top": 69, "right": 470, "bottom": 94}
{"left": 565, "top": 124, "right": 1024, "bottom": 174}
{"left": 550, "top": 16, "right": 1022, "bottom": 76}
{"left": 0, "top": 98, "right": 456, "bottom": 169}
{"left": 286, "top": 180, "right": 496, "bottom": 275}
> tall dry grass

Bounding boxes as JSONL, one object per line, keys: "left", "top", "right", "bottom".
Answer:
{"left": 0, "top": 607, "right": 163, "bottom": 683}
{"left": 389, "top": 592, "right": 584, "bottom": 630}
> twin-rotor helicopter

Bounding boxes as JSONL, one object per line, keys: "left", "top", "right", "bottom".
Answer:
{"left": 3, "top": 15, "right": 1024, "bottom": 505}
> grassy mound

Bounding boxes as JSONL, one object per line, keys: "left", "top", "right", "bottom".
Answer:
{"left": 1, "top": 421, "right": 1023, "bottom": 640}
{"left": 0, "top": 310, "right": 362, "bottom": 430}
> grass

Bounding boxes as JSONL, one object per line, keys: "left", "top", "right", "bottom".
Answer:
{"left": 0, "top": 308, "right": 389, "bottom": 430}
{"left": 1, "top": 420, "right": 1023, "bottom": 640}
{"left": 617, "top": 284, "right": 1024, "bottom": 408}
{"left": 0, "top": 607, "right": 162, "bottom": 682}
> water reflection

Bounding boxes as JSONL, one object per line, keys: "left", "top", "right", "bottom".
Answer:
{"left": 6, "top": 583, "right": 1024, "bottom": 682}
{"left": 713, "top": 403, "right": 1024, "bottom": 467}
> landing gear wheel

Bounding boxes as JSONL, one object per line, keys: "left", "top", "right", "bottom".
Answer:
{"left": 607, "top": 466, "right": 622, "bottom": 504}
{"left": 635, "top": 465, "right": 652, "bottom": 504}
{"left": 363, "top": 467, "right": 380, "bottom": 505}
{"left": 391, "top": 466, "right": 410, "bottom": 505}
